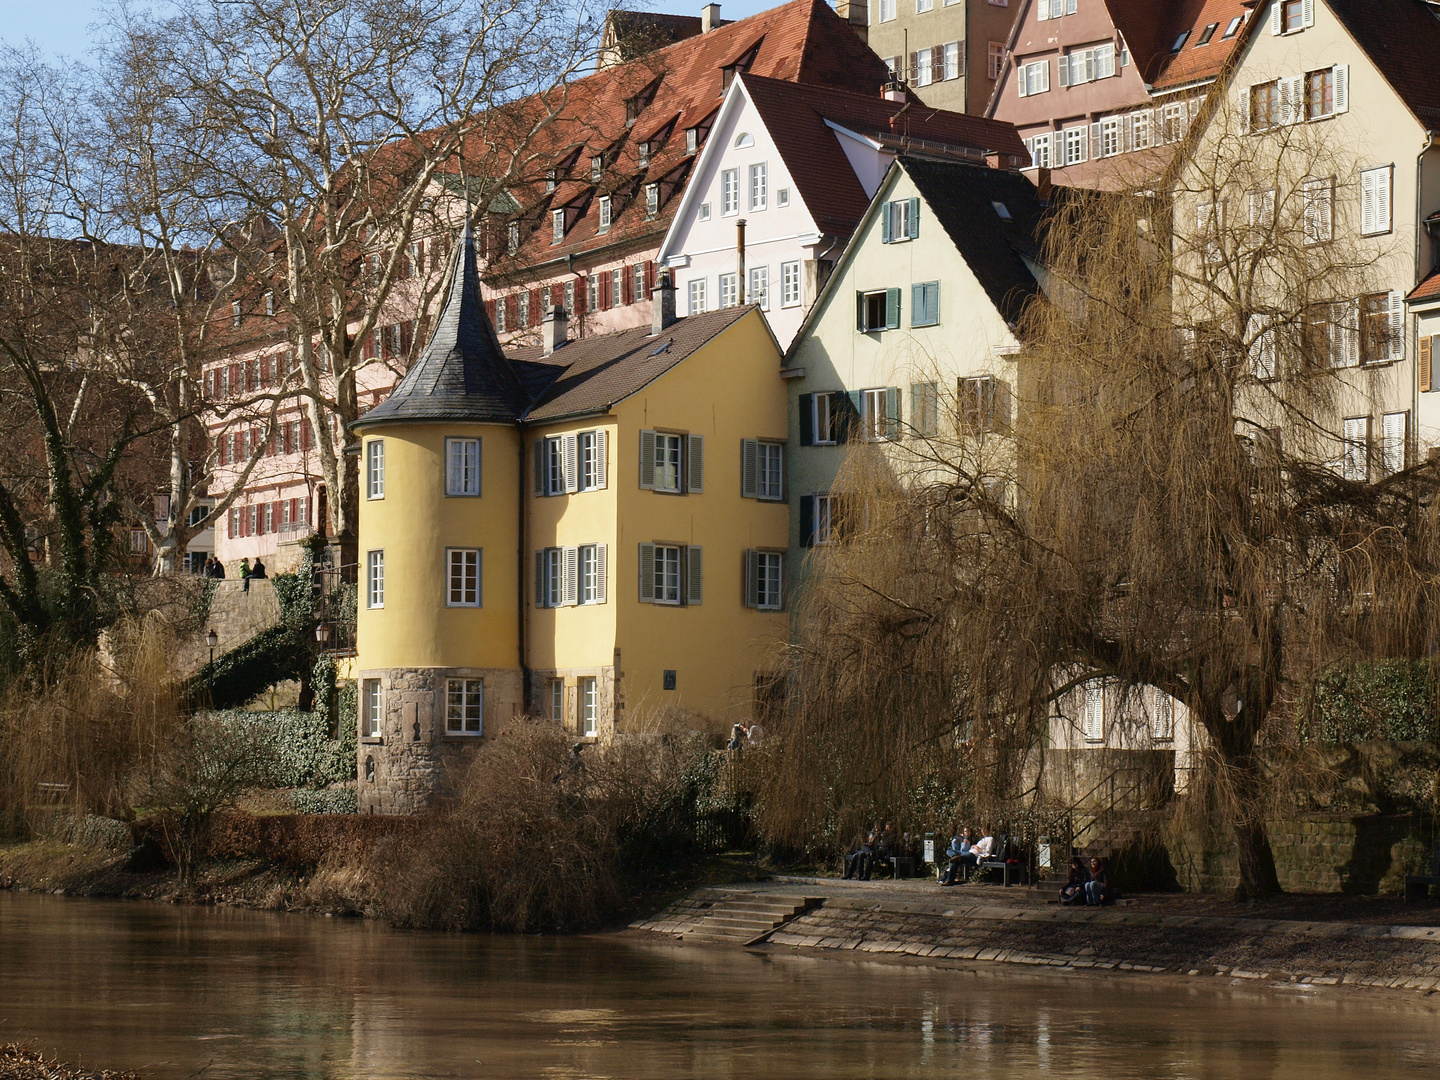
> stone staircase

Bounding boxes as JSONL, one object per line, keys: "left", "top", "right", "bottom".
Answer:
{"left": 631, "top": 888, "right": 822, "bottom": 945}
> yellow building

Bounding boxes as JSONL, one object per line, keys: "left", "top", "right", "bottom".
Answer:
{"left": 352, "top": 229, "right": 789, "bottom": 813}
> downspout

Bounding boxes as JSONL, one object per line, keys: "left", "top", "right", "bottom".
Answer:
{"left": 1415, "top": 131, "right": 1436, "bottom": 457}
{"left": 737, "top": 219, "right": 747, "bottom": 304}
{"left": 518, "top": 422, "right": 530, "bottom": 714}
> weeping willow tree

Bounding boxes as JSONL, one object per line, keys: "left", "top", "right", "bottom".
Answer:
{"left": 760, "top": 108, "right": 1440, "bottom": 898}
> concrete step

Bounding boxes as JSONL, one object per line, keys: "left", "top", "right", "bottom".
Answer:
{"left": 700, "top": 916, "right": 783, "bottom": 932}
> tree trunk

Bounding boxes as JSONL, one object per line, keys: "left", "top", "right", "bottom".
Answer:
{"left": 1231, "top": 814, "right": 1282, "bottom": 900}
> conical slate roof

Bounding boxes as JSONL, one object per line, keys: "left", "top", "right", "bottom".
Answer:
{"left": 352, "top": 225, "right": 527, "bottom": 431}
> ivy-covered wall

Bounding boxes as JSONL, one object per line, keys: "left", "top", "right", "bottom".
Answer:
{"left": 1301, "top": 660, "right": 1440, "bottom": 744}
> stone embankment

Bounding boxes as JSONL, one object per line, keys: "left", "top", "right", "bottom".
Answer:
{"left": 634, "top": 878, "right": 1440, "bottom": 994}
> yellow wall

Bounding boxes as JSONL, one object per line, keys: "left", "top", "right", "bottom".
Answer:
{"left": 610, "top": 308, "right": 790, "bottom": 728}
{"left": 526, "top": 419, "right": 620, "bottom": 671}
{"left": 356, "top": 421, "right": 521, "bottom": 671}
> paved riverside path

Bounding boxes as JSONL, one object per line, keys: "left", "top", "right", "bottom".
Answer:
{"left": 634, "top": 875, "right": 1440, "bottom": 993}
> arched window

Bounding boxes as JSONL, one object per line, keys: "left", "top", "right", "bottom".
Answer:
{"left": 733, "top": 132, "right": 754, "bottom": 148}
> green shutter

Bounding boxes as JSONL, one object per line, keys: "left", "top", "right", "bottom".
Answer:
{"left": 741, "top": 439, "right": 759, "bottom": 498}
{"left": 798, "top": 393, "right": 814, "bottom": 446}
{"left": 885, "top": 288, "right": 900, "bottom": 330}
{"left": 856, "top": 291, "right": 867, "bottom": 331}
{"left": 881, "top": 202, "right": 892, "bottom": 243}
{"left": 638, "top": 543, "right": 656, "bottom": 602}
{"left": 910, "top": 283, "right": 924, "bottom": 327}
{"left": 885, "top": 387, "right": 901, "bottom": 440}
{"left": 907, "top": 197, "right": 920, "bottom": 239}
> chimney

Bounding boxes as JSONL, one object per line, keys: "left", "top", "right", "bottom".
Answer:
{"left": 882, "top": 77, "right": 906, "bottom": 103}
{"left": 736, "top": 219, "right": 746, "bottom": 305}
{"left": 652, "top": 271, "right": 677, "bottom": 334}
{"left": 701, "top": 3, "right": 721, "bottom": 32}
{"left": 542, "top": 305, "right": 568, "bottom": 356}
{"left": 835, "top": 0, "right": 868, "bottom": 34}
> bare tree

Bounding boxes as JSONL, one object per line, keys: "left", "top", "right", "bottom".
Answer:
{"left": 758, "top": 113, "right": 1436, "bottom": 899}
{"left": 129, "top": 0, "right": 604, "bottom": 549}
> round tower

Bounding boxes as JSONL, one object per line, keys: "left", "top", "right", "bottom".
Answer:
{"left": 351, "top": 227, "right": 526, "bottom": 814}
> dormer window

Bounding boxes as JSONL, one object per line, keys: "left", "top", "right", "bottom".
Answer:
{"left": 686, "top": 128, "right": 700, "bottom": 155}
{"left": 1195, "top": 22, "right": 1218, "bottom": 45}
{"left": 646, "top": 183, "right": 659, "bottom": 217}
{"left": 507, "top": 221, "right": 520, "bottom": 256}
{"left": 546, "top": 169, "right": 557, "bottom": 192}
{"left": 1222, "top": 15, "right": 1242, "bottom": 37}
{"left": 231, "top": 300, "right": 241, "bottom": 328}
{"left": 591, "top": 154, "right": 604, "bottom": 182}
{"left": 1170, "top": 30, "right": 1189, "bottom": 51}
{"left": 598, "top": 195, "right": 613, "bottom": 232}
{"left": 552, "top": 208, "right": 566, "bottom": 244}
{"left": 638, "top": 141, "right": 651, "bottom": 167}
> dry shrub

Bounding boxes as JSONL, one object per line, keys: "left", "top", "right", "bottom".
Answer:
{"left": 368, "top": 719, "right": 711, "bottom": 932}
{"left": 0, "top": 613, "right": 180, "bottom": 840}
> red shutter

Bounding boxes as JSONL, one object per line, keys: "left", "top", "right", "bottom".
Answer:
{"left": 621, "top": 265, "right": 633, "bottom": 305}
{"left": 272, "top": 499, "right": 282, "bottom": 527}
{"left": 530, "top": 287, "right": 542, "bottom": 318}
{"left": 507, "top": 295, "right": 519, "bottom": 327}
{"left": 401, "top": 319, "right": 413, "bottom": 354}
{"left": 644, "top": 260, "right": 655, "bottom": 293}
{"left": 217, "top": 432, "right": 227, "bottom": 466}
{"left": 289, "top": 497, "right": 299, "bottom": 526}
{"left": 228, "top": 363, "right": 240, "bottom": 392}
{"left": 300, "top": 419, "right": 311, "bottom": 451}
{"left": 551, "top": 282, "right": 564, "bottom": 310}
{"left": 574, "top": 277, "right": 588, "bottom": 316}
{"left": 259, "top": 356, "right": 270, "bottom": 384}
{"left": 601, "top": 273, "right": 611, "bottom": 310}
{"left": 228, "top": 510, "right": 235, "bottom": 539}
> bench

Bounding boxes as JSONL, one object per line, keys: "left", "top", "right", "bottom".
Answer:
{"left": 1404, "top": 841, "right": 1440, "bottom": 903}
{"left": 977, "top": 835, "right": 1025, "bottom": 887}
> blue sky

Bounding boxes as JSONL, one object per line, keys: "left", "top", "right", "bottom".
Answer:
{"left": 3, "top": 0, "right": 792, "bottom": 60}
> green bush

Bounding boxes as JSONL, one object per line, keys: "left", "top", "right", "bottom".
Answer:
{"left": 290, "top": 788, "right": 357, "bottom": 814}
{"left": 210, "top": 703, "right": 353, "bottom": 789}
{"left": 1303, "top": 660, "right": 1440, "bottom": 744}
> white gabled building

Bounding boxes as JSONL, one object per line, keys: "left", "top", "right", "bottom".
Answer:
{"left": 656, "top": 71, "right": 1028, "bottom": 348}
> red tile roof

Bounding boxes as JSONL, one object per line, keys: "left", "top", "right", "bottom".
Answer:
{"left": 1407, "top": 268, "right": 1440, "bottom": 304}
{"left": 469, "top": 0, "right": 898, "bottom": 286}
{"left": 1107, "top": 0, "right": 1252, "bottom": 91}
{"left": 740, "top": 73, "right": 1028, "bottom": 237}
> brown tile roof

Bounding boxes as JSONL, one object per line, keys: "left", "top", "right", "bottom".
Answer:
{"left": 510, "top": 306, "right": 758, "bottom": 420}
{"left": 740, "top": 73, "right": 1028, "bottom": 237}
{"left": 468, "top": 0, "right": 898, "bottom": 285}
{"left": 1107, "top": 0, "right": 1252, "bottom": 91}
{"left": 1326, "top": 0, "right": 1440, "bottom": 124}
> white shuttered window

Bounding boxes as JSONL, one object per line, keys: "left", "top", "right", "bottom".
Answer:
{"left": 1360, "top": 165, "right": 1393, "bottom": 236}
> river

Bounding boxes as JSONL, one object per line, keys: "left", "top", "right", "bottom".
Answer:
{"left": 1, "top": 891, "right": 1437, "bottom": 1079}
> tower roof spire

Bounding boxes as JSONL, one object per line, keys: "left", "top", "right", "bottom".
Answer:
{"left": 352, "top": 224, "right": 526, "bottom": 431}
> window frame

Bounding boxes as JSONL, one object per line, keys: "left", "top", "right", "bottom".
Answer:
{"left": 749, "top": 265, "right": 769, "bottom": 310}
{"left": 445, "top": 677, "right": 484, "bottom": 736}
{"left": 1342, "top": 416, "right": 1369, "bottom": 481}
{"left": 365, "top": 439, "right": 385, "bottom": 500}
{"left": 367, "top": 549, "right": 385, "bottom": 609}
{"left": 812, "top": 392, "right": 838, "bottom": 445}
{"left": 757, "top": 441, "right": 784, "bottom": 501}
{"left": 445, "top": 436, "right": 481, "bottom": 497}
{"left": 688, "top": 278, "right": 707, "bottom": 315}
{"left": 653, "top": 432, "right": 684, "bottom": 493}
{"left": 748, "top": 162, "right": 767, "bottom": 211}
{"left": 721, "top": 168, "right": 740, "bottom": 215}
{"left": 362, "top": 679, "right": 383, "bottom": 738}
{"left": 718, "top": 272, "right": 739, "bottom": 309}
{"left": 911, "top": 281, "right": 940, "bottom": 327}
{"left": 579, "top": 676, "right": 599, "bottom": 736}
{"left": 653, "top": 544, "right": 683, "bottom": 604}
{"left": 446, "top": 547, "right": 481, "bottom": 607}
{"left": 780, "top": 261, "right": 802, "bottom": 307}
{"left": 753, "top": 550, "right": 783, "bottom": 610}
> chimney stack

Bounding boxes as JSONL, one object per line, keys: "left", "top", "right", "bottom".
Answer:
{"left": 542, "top": 305, "right": 568, "bottom": 356}
{"left": 882, "top": 77, "right": 906, "bottom": 103}
{"left": 835, "top": 0, "right": 868, "bottom": 35}
{"left": 701, "top": 3, "right": 721, "bottom": 32}
{"left": 652, "top": 271, "right": 677, "bottom": 334}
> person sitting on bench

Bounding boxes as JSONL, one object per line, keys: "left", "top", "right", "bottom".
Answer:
{"left": 1084, "top": 856, "right": 1113, "bottom": 905}
{"left": 939, "top": 828, "right": 977, "bottom": 886}
{"left": 1059, "top": 856, "right": 1089, "bottom": 905}
{"left": 843, "top": 826, "right": 876, "bottom": 880}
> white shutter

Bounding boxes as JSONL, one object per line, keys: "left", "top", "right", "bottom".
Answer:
{"left": 1237, "top": 89, "right": 1250, "bottom": 135}
{"left": 563, "top": 434, "right": 578, "bottom": 494}
{"left": 1248, "top": 315, "right": 1276, "bottom": 380}
{"left": 1345, "top": 299, "right": 1360, "bottom": 367}
{"left": 1383, "top": 412, "right": 1407, "bottom": 474}
{"left": 563, "top": 546, "right": 578, "bottom": 606}
{"left": 686, "top": 434, "right": 704, "bottom": 493}
{"left": 533, "top": 438, "right": 546, "bottom": 496}
{"left": 1333, "top": 65, "right": 1348, "bottom": 113}
{"left": 1361, "top": 170, "right": 1377, "bottom": 234}
{"left": 1057, "top": 55, "right": 1070, "bottom": 87}
{"left": 1017, "top": 67, "right": 1028, "bottom": 97}
{"left": 1097, "top": 43, "right": 1114, "bottom": 79}
{"left": 741, "top": 439, "right": 759, "bottom": 498}
{"left": 1302, "top": 0, "right": 1314, "bottom": 27}
{"left": 685, "top": 546, "right": 703, "bottom": 605}
{"left": 1289, "top": 76, "right": 1303, "bottom": 123}
{"left": 534, "top": 550, "right": 546, "bottom": 607}
{"left": 743, "top": 550, "right": 759, "bottom": 609}
{"left": 639, "top": 430, "right": 656, "bottom": 489}
{"left": 594, "top": 429, "right": 608, "bottom": 488}
{"left": 1389, "top": 290, "right": 1405, "bottom": 361}
{"left": 1270, "top": 0, "right": 1283, "bottom": 33}
{"left": 638, "top": 543, "right": 656, "bottom": 602}
{"left": 1039, "top": 59, "right": 1050, "bottom": 93}
{"left": 1376, "top": 165, "right": 1392, "bottom": 234}
{"left": 1089, "top": 121, "right": 1101, "bottom": 161}
{"left": 1037, "top": 0, "right": 1048, "bottom": 20}
{"left": 594, "top": 543, "right": 607, "bottom": 604}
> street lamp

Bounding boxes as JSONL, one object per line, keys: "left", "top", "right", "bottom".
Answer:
{"left": 315, "top": 623, "right": 332, "bottom": 647}
{"left": 205, "top": 628, "right": 218, "bottom": 706}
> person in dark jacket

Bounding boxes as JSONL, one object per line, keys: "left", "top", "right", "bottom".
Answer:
{"left": 1084, "top": 857, "right": 1113, "bottom": 905}
{"left": 844, "top": 826, "right": 876, "bottom": 880}
{"left": 1059, "top": 857, "right": 1089, "bottom": 905}
{"left": 249, "top": 558, "right": 267, "bottom": 580}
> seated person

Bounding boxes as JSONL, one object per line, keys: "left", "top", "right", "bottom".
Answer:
{"left": 970, "top": 832, "right": 997, "bottom": 859}
{"left": 1084, "top": 857, "right": 1113, "bottom": 906}
{"left": 843, "top": 826, "right": 876, "bottom": 881}
{"left": 1059, "top": 856, "right": 1089, "bottom": 905}
{"left": 939, "top": 828, "right": 977, "bottom": 886}
{"left": 726, "top": 722, "right": 748, "bottom": 750}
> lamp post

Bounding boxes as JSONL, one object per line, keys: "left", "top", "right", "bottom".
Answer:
{"left": 315, "top": 623, "right": 331, "bottom": 648}
{"left": 205, "top": 628, "right": 218, "bottom": 706}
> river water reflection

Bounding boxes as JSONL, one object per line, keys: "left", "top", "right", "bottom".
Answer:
{"left": 2, "top": 891, "right": 1437, "bottom": 1079}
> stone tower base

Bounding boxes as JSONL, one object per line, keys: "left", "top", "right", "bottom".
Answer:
{"left": 356, "top": 666, "right": 524, "bottom": 815}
